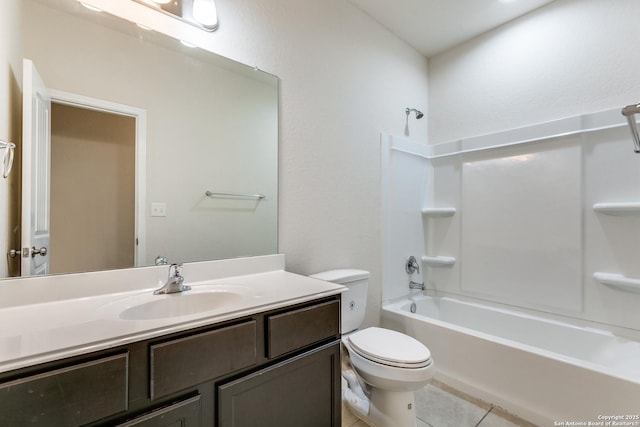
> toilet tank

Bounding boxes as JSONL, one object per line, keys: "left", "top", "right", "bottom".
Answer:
{"left": 309, "top": 269, "right": 369, "bottom": 334}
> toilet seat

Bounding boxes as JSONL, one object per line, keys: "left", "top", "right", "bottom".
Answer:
{"left": 347, "top": 327, "right": 432, "bottom": 369}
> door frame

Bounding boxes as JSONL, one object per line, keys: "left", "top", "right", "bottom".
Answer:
{"left": 49, "top": 90, "right": 147, "bottom": 267}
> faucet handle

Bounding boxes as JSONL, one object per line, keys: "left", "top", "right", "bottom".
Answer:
{"left": 405, "top": 256, "right": 420, "bottom": 274}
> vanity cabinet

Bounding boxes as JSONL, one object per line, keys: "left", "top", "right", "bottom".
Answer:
{"left": 0, "top": 295, "right": 341, "bottom": 427}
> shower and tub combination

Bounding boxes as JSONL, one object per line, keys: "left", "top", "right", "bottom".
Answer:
{"left": 380, "top": 106, "right": 640, "bottom": 425}
{"left": 382, "top": 294, "right": 640, "bottom": 425}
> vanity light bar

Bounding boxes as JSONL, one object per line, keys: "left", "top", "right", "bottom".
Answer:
{"left": 132, "top": 0, "right": 219, "bottom": 32}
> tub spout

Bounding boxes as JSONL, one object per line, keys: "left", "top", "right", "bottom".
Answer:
{"left": 409, "top": 281, "right": 425, "bottom": 290}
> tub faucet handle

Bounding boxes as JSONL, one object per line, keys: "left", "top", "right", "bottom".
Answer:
{"left": 406, "top": 256, "right": 420, "bottom": 274}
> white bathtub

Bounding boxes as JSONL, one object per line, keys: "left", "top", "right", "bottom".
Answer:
{"left": 382, "top": 295, "right": 640, "bottom": 426}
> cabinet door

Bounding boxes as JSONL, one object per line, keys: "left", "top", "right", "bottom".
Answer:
{"left": 117, "top": 395, "right": 201, "bottom": 427}
{"left": 218, "top": 342, "right": 341, "bottom": 427}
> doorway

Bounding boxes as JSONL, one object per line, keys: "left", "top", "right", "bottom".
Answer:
{"left": 50, "top": 103, "right": 137, "bottom": 274}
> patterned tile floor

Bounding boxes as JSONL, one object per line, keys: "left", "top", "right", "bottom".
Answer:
{"left": 342, "top": 380, "right": 538, "bottom": 427}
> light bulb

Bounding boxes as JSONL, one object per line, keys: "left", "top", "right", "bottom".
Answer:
{"left": 79, "top": 2, "right": 102, "bottom": 12}
{"left": 192, "top": 0, "right": 218, "bottom": 28}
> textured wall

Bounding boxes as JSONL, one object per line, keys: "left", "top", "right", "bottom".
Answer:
{"left": 428, "top": 0, "right": 640, "bottom": 144}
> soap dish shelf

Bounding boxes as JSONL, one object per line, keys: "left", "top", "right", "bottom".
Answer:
{"left": 593, "top": 272, "right": 640, "bottom": 294}
{"left": 592, "top": 202, "right": 640, "bottom": 216}
{"left": 422, "top": 256, "right": 456, "bottom": 267}
{"left": 422, "top": 207, "right": 456, "bottom": 218}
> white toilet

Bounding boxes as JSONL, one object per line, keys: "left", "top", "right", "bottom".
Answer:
{"left": 309, "top": 269, "right": 434, "bottom": 427}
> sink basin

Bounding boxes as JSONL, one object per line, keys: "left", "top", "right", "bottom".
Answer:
{"left": 114, "top": 285, "right": 253, "bottom": 320}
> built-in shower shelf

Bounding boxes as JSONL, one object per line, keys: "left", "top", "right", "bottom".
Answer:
{"left": 421, "top": 256, "right": 456, "bottom": 267}
{"left": 592, "top": 202, "right": 640, "bottom": 216}
{"left": 593, "top": 272, "right": 640, "bottom": 294}
{"left": 421, "top": 207, "right": 456, "bottom": 218}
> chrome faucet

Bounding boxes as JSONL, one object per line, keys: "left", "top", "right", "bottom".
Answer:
{"left": 154, "top": 263, "right": 192, "bottom": 295}
{"left": 154, "top": 255, "right": 168, "bottom": 266}
{"left": 409, "top": 280, "right": 425, "bottom": 290}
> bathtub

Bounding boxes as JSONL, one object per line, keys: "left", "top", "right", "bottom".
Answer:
{"left": 382, "top": 295, "right": 640, "bottom": 426}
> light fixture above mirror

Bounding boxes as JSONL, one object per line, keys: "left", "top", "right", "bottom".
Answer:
{"left": 134, "top": 0, "right": 219, "bottom": 32}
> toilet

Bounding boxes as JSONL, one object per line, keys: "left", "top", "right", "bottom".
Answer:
{"left": 309, "top": 269, "right": 434, "bottom": 427}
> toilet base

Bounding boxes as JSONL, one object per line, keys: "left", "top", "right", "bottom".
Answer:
{"left": 369, "top": 388, "right": 418, "bottom": 427}
{"left": 344, "top": 387, "right": 418, "bottom": 427}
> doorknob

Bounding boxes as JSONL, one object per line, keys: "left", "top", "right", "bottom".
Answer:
{"left": 31, "top": 246, "right": 48, "bottom": 257}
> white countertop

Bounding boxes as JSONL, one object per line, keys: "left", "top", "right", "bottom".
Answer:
{"left": 0, "top": 256, "right": 345, "bottom": 374}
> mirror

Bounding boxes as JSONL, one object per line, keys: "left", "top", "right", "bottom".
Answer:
{"left": 7, "top": 0, "right": 278, "bottom": 278}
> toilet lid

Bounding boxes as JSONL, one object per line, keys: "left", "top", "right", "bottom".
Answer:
{"left": 347, "top": 327, "right": 431, "bottom": 369}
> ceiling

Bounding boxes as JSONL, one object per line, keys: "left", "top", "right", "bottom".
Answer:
{"left": 346, "top": 0, "right": 556, "bottom": 57}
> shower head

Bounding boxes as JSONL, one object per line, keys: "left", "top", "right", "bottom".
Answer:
{"left": 406, "top": 108, "right": 424, "bottom": 120}
{"left": 621, "top": 103, "right": 640, "bottom": 153}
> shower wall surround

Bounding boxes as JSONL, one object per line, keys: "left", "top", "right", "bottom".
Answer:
{"left": 382, "top": 107, "right": 640, "bottom": 333}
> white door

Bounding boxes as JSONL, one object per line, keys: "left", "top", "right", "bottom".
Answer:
{"left": 21, "top": 59, "right": 51, "bottom": 276}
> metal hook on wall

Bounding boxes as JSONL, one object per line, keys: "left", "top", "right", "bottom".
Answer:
{"left": 0, "top": 139, "right": 16, "bottom": 178}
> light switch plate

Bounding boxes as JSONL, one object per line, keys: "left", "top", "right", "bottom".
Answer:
{"left": 151, "top": 202, "right": 167, "bottom": 217}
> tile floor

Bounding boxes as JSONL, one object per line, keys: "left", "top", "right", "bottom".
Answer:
{"left": 341, "top": 380, "right": 538, "bottom": 427}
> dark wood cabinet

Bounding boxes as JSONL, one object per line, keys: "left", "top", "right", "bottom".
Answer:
{"left": 0, "top": 353, "right": 128, "bottom": 426}
{"left": 218, "top": 342, "right": 341, "bottom": 427}
{"left": 150, "top": 320, "right": 257, "bottom": 400}
{"left": 0, "top": 295, "right": 341, "bottom": 427}
{"left": 266, "top": 299, "right": 340, "bottom": 359}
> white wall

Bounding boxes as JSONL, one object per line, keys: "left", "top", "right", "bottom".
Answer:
{"left": 50, "top": 0, "right": 430, "bottom": 327}
{"left": 428, "top": 0, "right": 640, "bottom": 144}
{"left": 0, "top": 2, "right": 22, "bottom": 277}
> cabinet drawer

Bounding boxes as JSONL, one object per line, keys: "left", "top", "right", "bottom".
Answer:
{"left": 0, "top": 353, "right": 128, "bottom": 426}
{"left": 267, "top": 299, "right": 340, "bottom": 359}
{"left": 150, "top": 320, "right": 256, "bottom": 399}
